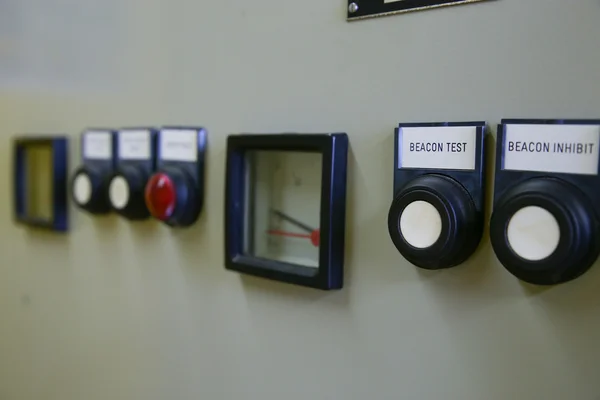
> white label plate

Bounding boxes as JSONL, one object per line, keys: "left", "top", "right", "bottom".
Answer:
{"left": 398, "top": 126, "right": 478, "bottom": 170}
{"left": 159, "top": 129, "right": 198, "bottom": 162}
{"left": 503, "top": 124, "right": 600, "bottom": 175}
{"left": 119, "top": 130, "right": 151, "bottom": 160}
{"left": 83, "top": 131, "right": 112, "bottom": 160}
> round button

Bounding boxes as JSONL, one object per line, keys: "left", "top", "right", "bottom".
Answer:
{"left": 490, "top": 177, "right": 600, "bottom": 285}
{"left": 145, "top": 173, "right": 177, "bottom": 221}
{"left": 73, "top": 172, "right": 92, "bottom": 205}
{"left": 108, "top": 175, "right": 130, "bottom": 210}
{"left": 71, "top": 166, "right": 112, "bottom": 214}
{"left": 399, "top": 200, "right": 442, "bottom": 249}
{"left": 109, "top": 166, "right": 151, "bottom": 220}
{"left": 388, "top": 174, "right": 482, "bottom": 270}
{"left": 506, "top": 206, "right": 560, "bottom": 261}
{"left": 145, "top": 167, "right": 200, "bottom": 227}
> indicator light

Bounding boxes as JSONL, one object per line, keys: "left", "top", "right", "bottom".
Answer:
{"left": 145, "top": 173, "right": 177, "bottom": 221}
{"left": 145, "top": 128, "right": 207, "bottom": 227}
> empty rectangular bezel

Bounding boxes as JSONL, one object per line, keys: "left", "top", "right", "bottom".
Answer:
{"left": 14, "top": 136, "right": 68, "bottom": 232}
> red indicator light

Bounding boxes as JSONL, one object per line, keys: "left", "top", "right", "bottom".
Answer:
{"left": 145, "top": 173, "right": 176, "bottom": 220}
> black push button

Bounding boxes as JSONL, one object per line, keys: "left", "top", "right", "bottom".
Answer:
{"left": 389, "top": 122, "right": 487, "bottom": 270}
{"left": 491, "top": 119, "right": 600, "bottom": 285}
{"left": 108, "top": 165, "right": 151, "bottom": 220}
{"left": 71, "top": 166, "right": 112, "bottom": 214}
{"left": 490, "top": 177, "right": 600, "bottom": 285}
{"left": 109, "top": 128, "right": 157, "bottom": 221}
{"left": 388, "top": 174, "right": 481, "bottom": 270}
{"left": 72, "top": 130, "right": 116, "bottom": 216}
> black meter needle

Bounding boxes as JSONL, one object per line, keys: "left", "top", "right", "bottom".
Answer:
{"left": 270, "top": 209, "right": 315, "bottom": 233}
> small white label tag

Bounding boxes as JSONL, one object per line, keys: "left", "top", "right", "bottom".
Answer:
{"left": 398, "top": 126, "right": 478, "bottom": 170}
{"left": 83, "top": 131, "right": 112, "bottom": 160}
{"left": 503, "top": 124, "right": 600, "bottom": 175}
{"left": 119, "top": 130, "right": 151, "bottom": 160}
{"left": 159, "top": 129, "right": 198, "bottom": 162}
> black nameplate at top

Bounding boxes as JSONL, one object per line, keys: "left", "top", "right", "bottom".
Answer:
{"left": 347, "top": 0, "right": 492, "bottom": 21}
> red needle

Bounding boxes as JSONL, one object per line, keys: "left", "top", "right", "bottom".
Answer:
{"left": 267, "top": 229, "right": 320, "bottom": 247}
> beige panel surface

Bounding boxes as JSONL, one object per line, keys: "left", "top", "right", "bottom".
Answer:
{"left": 1, "top": 0, "right": 600, "bottom": 399}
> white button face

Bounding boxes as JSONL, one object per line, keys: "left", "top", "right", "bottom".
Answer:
{"left": 400, "top": 200, "right": 443, "bottom": 249}
{"left": 109, "top": 176, "right": 130, "bottom": 210}
{"left": 73, "top": 173, "right": 92, "bottom": 205}
{"left": 507, "top": 206, "right": 561, "bottom": 261}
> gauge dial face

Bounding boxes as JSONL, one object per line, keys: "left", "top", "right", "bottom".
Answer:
{"left": 244, "top": 150, "right": 322, "bottom": 268}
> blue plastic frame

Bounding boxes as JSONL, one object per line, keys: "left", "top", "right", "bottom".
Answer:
{"left": 224, "top": 133, "right": 349, "bottom": 290}
{"left": 14, "top": 136, "right": 69, "bottom": 232}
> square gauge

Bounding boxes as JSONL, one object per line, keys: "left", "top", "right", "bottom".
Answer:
{"left": 225, "top": 134, "right": 348, "bottom": 290}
